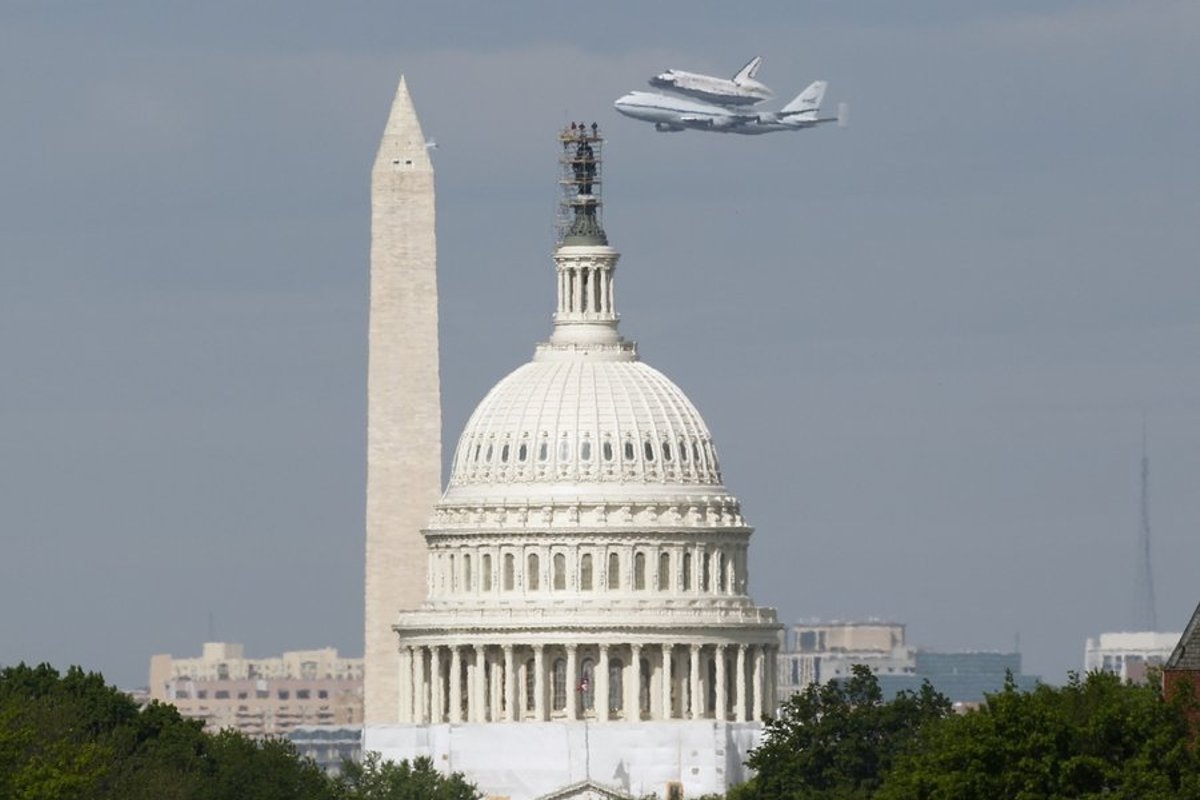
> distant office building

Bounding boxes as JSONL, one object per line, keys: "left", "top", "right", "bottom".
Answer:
{"left": 149, "top": 642, "right": 363, "bottom": 737}
{"left": 287, "top": 725, "right": 363, "bottom": 774}
{"left": 778, "top": 621, "right": 1039, "bottom": 706}
{"left": 777, "top": 621, "right": 915, "bottom": 704}
{"left": 1084, "top": 631, "right": 1180, "bottom": 683}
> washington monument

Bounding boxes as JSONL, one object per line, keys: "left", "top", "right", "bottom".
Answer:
{"left": 363, "top": 77, "right": 442, "bottom": 726}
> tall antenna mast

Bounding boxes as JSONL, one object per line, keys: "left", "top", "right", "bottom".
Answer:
{"left": 1134, "top": 417, "right": 1158, "bottom": 631}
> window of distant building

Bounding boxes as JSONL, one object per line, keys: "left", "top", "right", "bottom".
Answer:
{"left": 318, "top": 690, "right": 328, "bottom": 699}
{"left": 278, "top": 690, "right": 290, "bottom": 700}
{"left": 297, "top": 689, "right": 311, "bottom": 700}
{"left": 195, "top": 690, "right": 207, "bottom": 699}
{"left": 215, "top": 690, "right": 229, "bottom": 699}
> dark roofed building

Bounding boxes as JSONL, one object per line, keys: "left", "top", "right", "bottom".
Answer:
{"left": 1163, "top": 601, "right": 1200, "bottom": 732}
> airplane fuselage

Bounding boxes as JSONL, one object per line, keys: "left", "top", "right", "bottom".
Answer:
{"left": 613, "top": 91, "right": 825, "bottom": 135}
{"left": 649, "top": 69, "right": 773, "bottom": 106}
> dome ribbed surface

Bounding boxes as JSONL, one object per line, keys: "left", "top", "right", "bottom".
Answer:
{"left": 448, "top": 359, "right": 724, "bottom": 492}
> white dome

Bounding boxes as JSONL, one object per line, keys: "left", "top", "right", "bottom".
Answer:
{"left": 446, "top": 357, "right": 725, "bottom": 500}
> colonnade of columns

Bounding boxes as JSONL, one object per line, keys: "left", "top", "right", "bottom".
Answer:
{"left": 557, "top": 262, "right": 614, "bottom": 318}
{"left": 397, "top": 641, "right": 776, "bottom": 725}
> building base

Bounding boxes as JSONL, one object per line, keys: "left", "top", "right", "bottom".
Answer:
{"left": 363, "top": 720, "right": 763, "bottom": 800}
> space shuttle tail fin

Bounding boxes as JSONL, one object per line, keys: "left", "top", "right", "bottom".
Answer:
{"left": 780, "top": 80, "right": 827, "bottom": 118}
{"left": 732, "top": 56, "right": 763, "bottom": 84}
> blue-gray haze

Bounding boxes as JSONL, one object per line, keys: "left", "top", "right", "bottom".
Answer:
{"left": 2, "top": 2, "right": 1198, "bottom": 689}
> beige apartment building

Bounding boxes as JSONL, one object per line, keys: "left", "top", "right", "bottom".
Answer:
{"left": 149, "top": 642, "right": 363, "bottom": 737}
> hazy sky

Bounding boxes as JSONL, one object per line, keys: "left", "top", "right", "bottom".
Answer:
{"left": 2, "top": 2, "right": 1199, "bottom": 690}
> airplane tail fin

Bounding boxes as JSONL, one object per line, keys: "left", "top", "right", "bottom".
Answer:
{"left": 732, "top": 56, "right": 763, "bottom": 84}
{"left": 780, "top": 80, "right": 827, "bottom": 119}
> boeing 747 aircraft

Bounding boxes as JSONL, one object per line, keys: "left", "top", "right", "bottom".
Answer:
{"left": 648, "top": 56, "right": 774, "bottom": 107}
{"left": 614, "top": 80, "right": 846, "bottom": 135}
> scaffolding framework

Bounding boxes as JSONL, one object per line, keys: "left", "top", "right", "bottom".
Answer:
{"left": 556, "top": 123, "right": 606, "bottom": 246}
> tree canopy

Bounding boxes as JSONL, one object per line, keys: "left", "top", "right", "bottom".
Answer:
{"left": 739, "top": 666, "right": 1200, "bottom": 800}
{"left": 741, "top": 664, "right": 952, "bottom": 800}
{"left": 878, "top": 671, "right": 1200, "bottom": 800}
{"left": 0, "top": 662, "right": 480, "bottom": 800}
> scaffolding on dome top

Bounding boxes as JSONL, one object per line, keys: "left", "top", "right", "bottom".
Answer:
{"left": 556, "top": 122, "right": 607, "bottom": 246}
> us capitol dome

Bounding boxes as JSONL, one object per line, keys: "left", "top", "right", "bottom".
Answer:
{"left": 383, "top": 124, "right": 781, "bottom": 800}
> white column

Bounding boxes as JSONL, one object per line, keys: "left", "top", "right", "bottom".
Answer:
{"left": 630, "top": 644, "right": 642, "bottom": 721}
{"left": 735, "top": 645, "right": 747, "bottom": 723}
{"left": 597, "top": 644, "right": 610, "bottom": 722}
{"left": 689, "top": 644, "right": 701, "bottom": 720}
{"left": 715, "top": 644, "right": 727, "bottom": 722}
{"left": 752, "top": 645, "right": 764, "bottom": 721}
{"left": 398, "top": 646, "right": 412, "bottom": 722}
{"left": 449, "top": 646, "right": 463, "bottom": 723}
{"left": 534, "top": 644, "right": 546, "bottom": 721}
{"left": 566, "top": 644, "right": 579, "bottom": 720}
{"left": 660, "top": 644, "right": 673, "bottom": 720}
{"left": 599, "top": 266, "right": 608, "bottom": 313}
{"left": 503, "top": 645, "right": 516, "bottom": 722}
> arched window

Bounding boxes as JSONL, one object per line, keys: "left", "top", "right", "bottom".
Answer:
{"left": 602, "top": 441, "right": 613, "bottom": 461}
{"left": 679, "top": 438, "right": 689, "bottom": 463}
{"left": 643, "top": 440, "right": 655, "bottom": 462}
{"left": 580, "top": 658, "right": 596, "bottom": 711}
{"left": 538, "top": 441, "right": 549, "bottom": 462}
{"left": 503, "top": 553, "right": 515, "bottom": 591}
{"left": 518, "top": 442, "right": 528, "bottom": 462}
{"left": 716, "top": 551, "right": 726, "bottom": 592}
{"left": 482, "top": 554, "right": 492, "bottom": 591}
{"left": 702, "top": 552, "right": 711, "bottom": 592}
{"left": 623, "top": 440, "right": 636, "bottom": 461}
{"left": 552, "top": 658, "right": 567, "bottom": 711}
{"left": 658, "top": 551, "right": 670, "bottom": 591}
{"left": 485, "top": 443, "right": 493, "bottom": 462}
{"left": 557, "top": 437, "right": 571, "bottom": 462}
{"left": 580, "top": 554, "right": 593, "bottom": 591}
{"left": 473, "top": 443, "right": 481, "bottom": 463}
{"left": 524, "top": 658, "right": 536, "bottom": 714}
{"left": 463, "top": 554, "right": 472, "bottom": 591}
{"left": 500, "top": 444, "right": 509, "bottom": 463}
{"left": 683, "top": 552, "right": 692, "bottom": 590}
{"left": 634, "top": 552, "right": 646, "bottom": 590}
{"left": 449, "top": 554, "right": 457, "bottom": 592}
{"left": 580, "top": 440, "right": 592, "bottom": 462}
{"left": 527, "top": 553, "right": 540, "bottom": 591}
{"left": 553, "top": 553, "right": 566, "bottom": 591}
{"left": 607, "top": 552, "right": 620, "bottom": 590}
{"left": 662, "top": 441, "right": 672, "bottom": 462}
{"left": 608, "top": 658, "right": 624, "bottom": 714}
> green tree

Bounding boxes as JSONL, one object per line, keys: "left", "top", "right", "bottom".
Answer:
{"left": 0, "top": 662, "right": 340, "bottom": 800}
{"left": 743, "top": 664, "right": 952, "bottom": 800}
{"left": 878, "top": 671, "right": 1200, "bottom": 800}
{"left": 334, "top": 752, "right": 481, "bottom": 800}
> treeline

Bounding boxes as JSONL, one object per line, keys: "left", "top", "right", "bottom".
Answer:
{"left": 6, "top": 661, "right": 1200, "bottom": 799}
{"left": 732, "top": 664, "right": 1200, "bottom": 800}
{"left": 0, "top": 663, "right": 479, "bottom": 800}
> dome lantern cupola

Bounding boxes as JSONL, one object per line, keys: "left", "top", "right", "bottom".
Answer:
{"left": 547, "top": 124, "right": 627, "bottom": 352}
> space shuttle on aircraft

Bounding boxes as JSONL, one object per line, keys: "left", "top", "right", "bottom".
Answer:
{"left": 648, "top": 56, "right": 774, "bottom": 107}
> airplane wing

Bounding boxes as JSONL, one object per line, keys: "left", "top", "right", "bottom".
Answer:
{"left": 732, "top": 56, "right": 763, "bottom": 84}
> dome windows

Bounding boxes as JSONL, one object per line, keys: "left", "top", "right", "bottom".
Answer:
{"left": 623, "top": 440, "right": 636, "bottom": 461}
{"left": 518, "top": 442, "right": 528, "bottom": 462}
{"left": 527, "top": 553, "right": 540, "bottom": 591}
{"left": 538, "top": 440, "right": 549, "bottom": 462}
{"left": 602, "top": 440, "right": 613, "bottom": 462}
